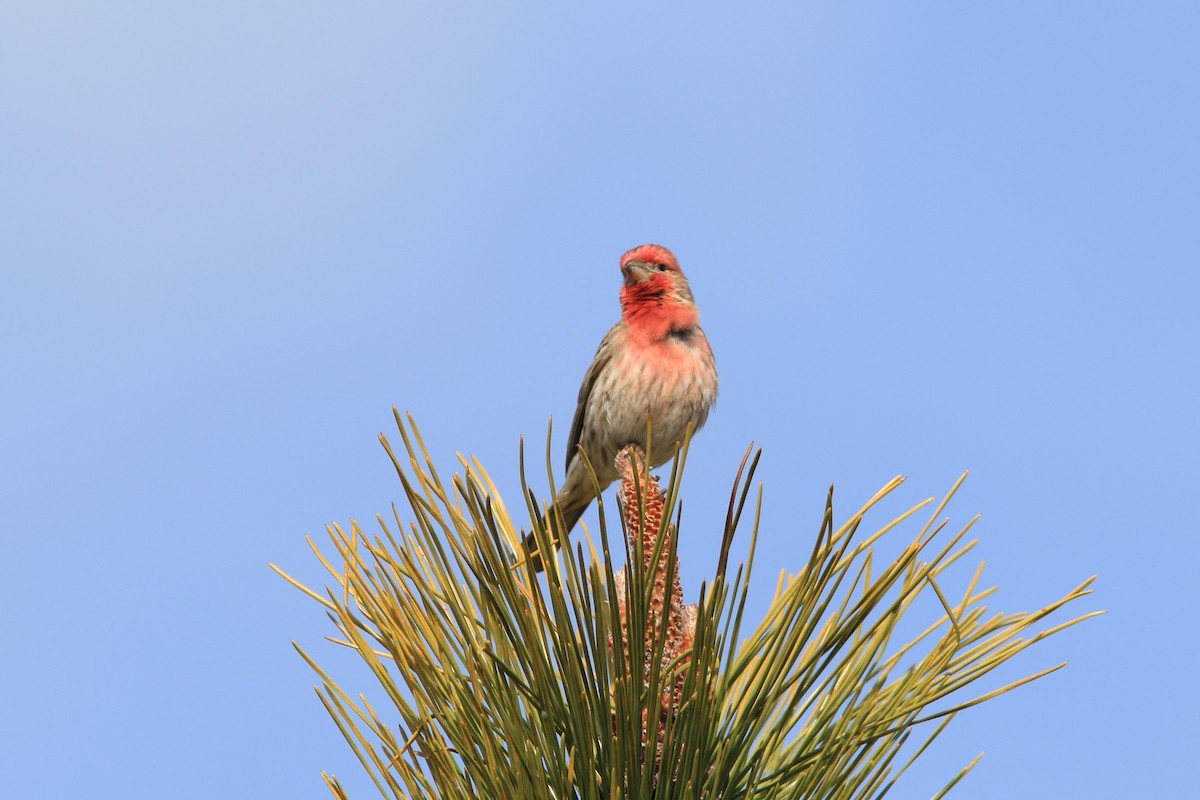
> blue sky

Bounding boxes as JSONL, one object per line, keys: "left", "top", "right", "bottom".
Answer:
{"left": 2, "top": 2, "right": 1195, "bottom": 797}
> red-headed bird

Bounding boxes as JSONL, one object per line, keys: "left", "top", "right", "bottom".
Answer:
{"left": 524, "top": 244, "right": 718, "bottom": 570}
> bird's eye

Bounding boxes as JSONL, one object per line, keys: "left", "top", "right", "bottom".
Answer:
{"left": 656, "top": 263, "right": 667, "bottom": 272}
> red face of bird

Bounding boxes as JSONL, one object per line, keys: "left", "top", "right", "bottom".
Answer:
{"left": 619, "top": 244, "right": 695, "bottom": 305}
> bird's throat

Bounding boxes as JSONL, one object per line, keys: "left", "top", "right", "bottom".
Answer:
{"left": 621, "top": 294, "right": 699, "bottom": 343}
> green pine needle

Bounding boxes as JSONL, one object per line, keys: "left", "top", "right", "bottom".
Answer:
{"left": 271, "top": 409, "right": 1100, "bottom": 798}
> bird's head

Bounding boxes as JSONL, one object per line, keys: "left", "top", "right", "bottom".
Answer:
{"left": 619, "top": 244, "right": 695, "bottom": 306}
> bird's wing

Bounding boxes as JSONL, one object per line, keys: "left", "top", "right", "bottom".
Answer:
{"left": 566, "top": 323, "right": 621, "bottom": 473}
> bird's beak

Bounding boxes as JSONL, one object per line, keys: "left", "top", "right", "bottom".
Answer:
{"left": 622, "top": 259, "right": 655, "bottom": 285}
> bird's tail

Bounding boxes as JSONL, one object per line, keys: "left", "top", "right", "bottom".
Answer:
{"left": 521, "top": 488, "right": 592, "bottom": 572}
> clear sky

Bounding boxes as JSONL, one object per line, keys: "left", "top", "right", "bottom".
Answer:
{"left": 2, "top": 2, "right": 1195, "bottom": 797}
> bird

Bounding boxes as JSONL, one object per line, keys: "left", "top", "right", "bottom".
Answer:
{"left": 523, "top": 243, "right": 718, "bottom": 571}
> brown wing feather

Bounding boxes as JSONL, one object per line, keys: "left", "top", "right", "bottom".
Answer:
{"left": 565, "top": 323, "right": 621, "bottom": 473}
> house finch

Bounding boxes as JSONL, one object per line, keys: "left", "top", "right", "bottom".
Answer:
{"left": 524, "top": 243, "right": 718, "bottom": 571}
